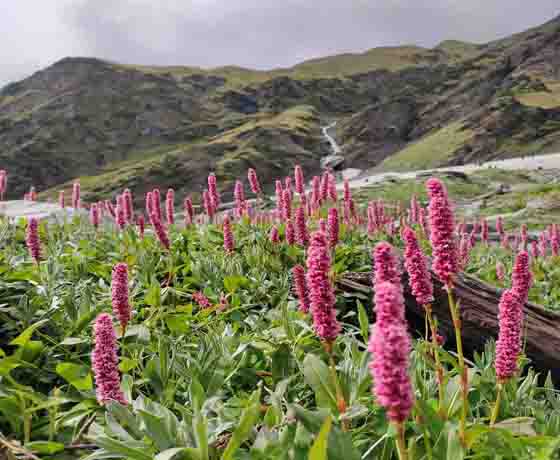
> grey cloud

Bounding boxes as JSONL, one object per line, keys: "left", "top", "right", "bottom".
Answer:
{"left": 1, "top": 1, "right": 559, "bottom": 87}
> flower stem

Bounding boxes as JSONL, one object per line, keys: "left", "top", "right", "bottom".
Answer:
{"left": 325, "top": 342, "right": 348, "bottom": 430}
{"left": 447, "top": 286, "right": 468, "bottom": 443}
{"left": 394, "top": 422, "right": 409, "bottom": 460}
{"left": 422, "top": 423, "right": 433, "bottom": 460}
{"left": 490, "top": 383, "right": 503, "bottom": 426}
{"left": 425, "top": 303, "right": 446, "bottom": 417}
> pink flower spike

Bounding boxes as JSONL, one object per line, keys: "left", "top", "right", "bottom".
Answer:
{"left": 496, "top": 261, "right": 505, "bottom": 281}
{"left": 426, "top": 178, "right": 458, "bottom": 286}
{"left": 58, "top": 191, "right": 65, "bottom": 209}
{"left": 184, "top": 197, "right": 194, "bottom": 226}
{"left": 269, "top": 226, "right": 280, "bottom": 244}
{"left": 193, "top": 291, "right": 212, "bottom": 309}
{"left": 403, "top": 227, "right": 434, "bottom": 306}
{"left": 369, "top": 282, "right": 413, "bottom": 423}
{"left": 292, "top": 264, "right": 309, "bottom": 313}
{"left": 72, "top": 181, "right": 80, "bottom": 209}
{"left": 343, "top": 179, "right": 351, "bottom": 204}
{"left": 481, "top": 219, "right": 489, "bottom": 244}
{"left": 222, "top": 215, "right": 234, "bottom": 253}
{"left": 306, "top": 231, "right": 340, "bottom": 342}
{"left": 530, "top": 240, "right": 538, "bottom": 259}
{"left": 208, "top": 174, "right": 220, "bottom": 209}
{"left": 0, "top": 170, "right": 6, "bottom": 200}
{"left": 26, "top": 217, "right": 41, "bottom": 263}
{"left": 495, "top": 289, "right": 524, "bottom": 382}
{"left": 247, "top": 168, "right": 262, "bottom": 195}
{"left": 285, "top": 220, "right": 295, "bottom": 245}
{"left": 151, "top": 189, "right": 162, "bottom": 222}
{"left": 92, "top": 313, "right": 127, "bottom": 405}
{"left": 496, "top": 216, "right": 504, "bottom": 236}
{"left": 327, "top": 207, "right": 339, "bottom": 248}
{"left": 295, "top": 206, "right": 309, "bottom": 247}
{"left": 511, "top": 251, "right": 532, "bottom": 304}
{"left": 90, "top": 203, "right": 100, "bottom": 229}
{"left": 136, "top": 214, "right": 145, "bottom": 238}
{"left": 145, "top": 191, "right": 153, "bottom": 217}
{"left": 123, "top": 189, "right": 133, "bottom": 222}
{"left": 166, "top": 188, "right": 175, "bottom": 225}
{"left": 372, "top": 241, "right": 401, "bottom": 288}
{"left": 111, "top": 263, "right": 131, "bottom": 333}
{"left": 150, "top": 211, "right": 170, "bottom": 250}
{"left": 294, "top": 165, "right": 305, "bottom": 194}
{"left": 281, "top": 188, "right": 292, "bottom": 221}
{"left": 327, "top": 172, "right": 337, "bottom": 203}
{"left": 203, "top": 190, "right": 214, "bottom": 220}
{"left": 116, "top": 195, "right": 126, "bottom": 230}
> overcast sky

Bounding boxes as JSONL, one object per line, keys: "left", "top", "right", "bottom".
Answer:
{"left": 1, "top": 1, "right": 559, "bottom": 87}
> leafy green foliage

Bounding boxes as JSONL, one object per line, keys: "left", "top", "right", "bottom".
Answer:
{"left": 0, "top": 206, "right": 559, "bottom": 460}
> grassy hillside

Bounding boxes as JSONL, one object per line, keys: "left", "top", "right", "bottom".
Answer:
{"left": 2, "top": 15, "right": 560, "bottom": 202}
{"left": 377, "top": 122, "right": 474, "bottom": 172}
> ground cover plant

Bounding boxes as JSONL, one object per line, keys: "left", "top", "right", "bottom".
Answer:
{"left": 1, "top": 166, "right": 560, "bottom": 459}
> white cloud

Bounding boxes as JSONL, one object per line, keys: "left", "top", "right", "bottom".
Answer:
{"left": 1, "top": 0, "right": 558, "bottom": 87}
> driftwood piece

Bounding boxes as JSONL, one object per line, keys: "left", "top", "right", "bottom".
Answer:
{"left": 337, "top": 270, "right": 560, "bottom": 383}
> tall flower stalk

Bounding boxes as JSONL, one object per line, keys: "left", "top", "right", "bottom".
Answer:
{"left": 491, "top": 289, "right": 524, "bottom": 425}
{"left": 369, "top": 281, "right": 413, "bottom": 460}
{"left": 111, "top": 263, "right": 131, "bottom": 336}
{"left": 26, "top": 217, "right": 41, "bottom": 264}
{"left": 403, "top": 227, "right": 444, "bottom": 412}
{"left": 92, "top": 314, "right": 127, "bottom": 405}
{"left": 306, "top": 231, "right": 346, "bottom": 418}
{"left": 426, "top": 177, "right": 467, "bottom": 439}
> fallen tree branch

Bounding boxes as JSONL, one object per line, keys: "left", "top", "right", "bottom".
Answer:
{"left": 336, "top": 269, "right": 560, "bottom": 383}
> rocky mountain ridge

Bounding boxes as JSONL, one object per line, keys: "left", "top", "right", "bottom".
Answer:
{"left": 1, "top": 14, "right": 559, "bottom": 202}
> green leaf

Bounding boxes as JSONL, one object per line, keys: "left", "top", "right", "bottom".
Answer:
{"left": 302, "top": 354, "right": 338, "bottom": 412}
{"left": 222, "top": 388, "right": 261, "bottom": 460}
{"left": 223, "top": 275, "right": 249, "bottom": 293}
{"left": 10, "top": 319, "right": 49, "bottom": 347}
{"left": 271, "top": 344, "right": 293, "bottom": 382}
{"left": 60, "top": 337, "right": 88, "bottom": 346}
{"left": 495, "top": 417, "right": 537, "bottom": 436}
{"left": 25, "top": 441, "right": 65, "bottom": 455}
{"left": 155, "top": 448, "right": 201, "bottom": 460}
{"left": 446, "top": 423, "right": 465, "bottom": 460}
{"left": 139, "top": 410, "right": 174, "bottom": 451}
{"left": 166, "top": 314, "right": 191, "bottom": 333}
{"left": 0, "top": 356, "right": 22, "bottom": 376}
{"left": 106, "top": 401, "right": 144, "bottom": 439}
{"left": 95, "top": 436, "right": 153, "bottom": 460}
{"left": 56, "top": 362, "right": 93, "bottom": 391}
{"left": 193, "top": 414, "right": 209, "bottom": 460}
{"left": 125, "top": 325, "right": 151, "bottom": 342}
{"left": 191, "top": 377, "right": 206, "bottom": 415}
{"left": 308, "top": 416, "right": 331, "bottom": 460}
{"left": 357, "top": 300, "right": 369, "bottom": 342}
{"left": 119, "top": 357, "right": 139, "bottom": 373}
{"left": 145, "top": 278, "right": 162, "bottom": 307}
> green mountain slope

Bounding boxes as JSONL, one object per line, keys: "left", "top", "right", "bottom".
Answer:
{"left": 1, "top": 14, "right": 560, "bottom": 201}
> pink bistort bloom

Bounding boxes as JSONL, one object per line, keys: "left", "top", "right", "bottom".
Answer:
{"left": 306, "top": 231, "right": 340, "bottom": 342}
{"left": 92, "top": 313, "right": 127, "bottom": 405}
{"left": 403, "top": 227, "right": 433, "bottom": 306}
{"left": 111, "top": 263, "right": 131, "bottom": 333}
{"left": 369, "top": 282, "right": 413, "bottom": 423}
{"left": 426, "top": 178, "right": 458, "bottom": 286}
{"left": 495, "top": 289, "right": 524, "bottom": 382}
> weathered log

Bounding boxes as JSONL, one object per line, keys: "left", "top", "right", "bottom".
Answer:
{"left": 337, "top": 270, "right": 560, "bottom": 383}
